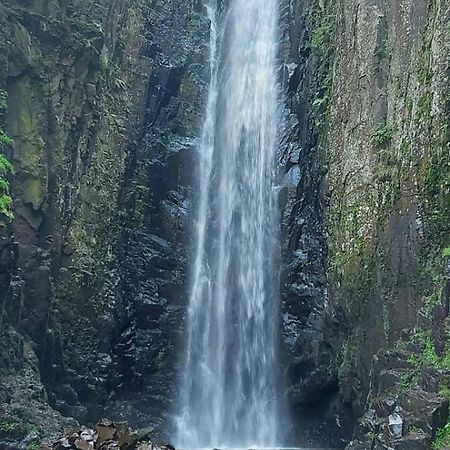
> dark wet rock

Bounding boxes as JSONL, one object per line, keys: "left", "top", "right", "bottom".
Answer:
{"left": 0, "top": 0, "right": 208, "bottom": 442}
{"left": 393, "top": 432, "right": 431, "bottom": 450}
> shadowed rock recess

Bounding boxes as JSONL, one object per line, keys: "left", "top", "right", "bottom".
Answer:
{"left": 0, "top": 0, "right": 448, "bottom": 449}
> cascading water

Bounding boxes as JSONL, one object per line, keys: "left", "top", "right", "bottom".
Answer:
{"left": 175, "top": 0, "right": 282, "bottom": 447}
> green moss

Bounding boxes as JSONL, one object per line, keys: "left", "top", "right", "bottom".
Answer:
{"left": 417, "top": 17, "right": 434, "bottom": 87}
{"left": 416, "top": 92, "right": 433, "bottom": 123}
{"left": 415, "top": 0, "right": 448, "bottom": 315}
{"left": 0, "top": 419, "right": 42, "bottom": 443}
{"left": 409, "top": 426, "right": 426, "bottom": 435}
{"left": 69, "top": 18, "right": 103, "bottom": 38}
{"left": 422, "top": 150, "right": 450, "bottom": 248}
{"left": 22, "top": 178, "right": 44, "bottom": 210}
{"left": 399, "top": 372, "right": 415, "bottom": 391}
{"left": 408, "top": 334, "right": 439, "bottom": 368}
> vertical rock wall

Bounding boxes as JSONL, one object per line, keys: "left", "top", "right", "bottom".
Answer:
{"left": 278, "top": 0, "right": 449, "bottom": 447}
{"left": 0, "top": 0, "right": 208, "bottom": 444}
{"left": 278, "top": 0, "right": 344, "bottom": 445}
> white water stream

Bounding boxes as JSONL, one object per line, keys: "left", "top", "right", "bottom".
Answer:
{"left": 175, "top": 0, "right": 282, "bottom": 447}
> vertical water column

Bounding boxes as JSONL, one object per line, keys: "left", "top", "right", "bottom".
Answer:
{"left": 175, "top": 0, "right": 282, "bottom": 446}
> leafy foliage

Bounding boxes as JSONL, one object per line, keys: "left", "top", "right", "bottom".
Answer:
{"left": 372, "top": 124, "right": 395, "bottom": 147}
{"left": 0, "top": 90, "right": 6, "bottom": 110}
{"left": 0, "top": 129, "right": 13, "bottom": 146}
{"left": 0, "top": 89, "right": 14, "bottom": 221}
{"left": 407, "top": 331, "right": 450, "bottom": 371}
{"left": 0, "top": 152, "right": 13, "bottom": 220}
{"left": 0, "top": 421, "right": 17, "bottom": 433}
{"left": 433, "top": 422, "right": 450, "bottom": 450}
{"left": 0, "top": 153, "right": 13, "bottom": 173}
{"left": 310, "top": 13, "right": 336, "bottom": 60}
{"left": 308, "top": 0, "right": 337, "bottom": 130}
{"left": 438, "top": 377, "right": 450, "bottom": 401}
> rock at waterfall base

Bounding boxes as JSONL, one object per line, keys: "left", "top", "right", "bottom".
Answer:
{"left": 41, "top": 419, "right": 171, "bottom": 450}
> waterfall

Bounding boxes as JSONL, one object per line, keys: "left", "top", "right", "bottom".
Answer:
{"left": 175, "top": 0, "right": 282, "bottom": 446}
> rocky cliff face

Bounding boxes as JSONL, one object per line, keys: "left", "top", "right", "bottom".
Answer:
{"left": 279, "top": 0, "right": 450, "bottom": 447}
{"left": 0, "top": 0, "right": 448, "bottom": 449}
{"left": 278, "top": 0, "right": 344, "bottom": 445}
{"left": 0, "top": 0, "right": 208, "bottom": 447}
{"left": 325, "top": 0, "right": 450, "bottom": 447}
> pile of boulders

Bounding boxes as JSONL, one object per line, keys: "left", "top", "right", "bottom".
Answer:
{"left": 345, "top": 348, "right": 450, "bottom": 450}
{"left": 41, "top": 419, "right": 174, "bottom": 450}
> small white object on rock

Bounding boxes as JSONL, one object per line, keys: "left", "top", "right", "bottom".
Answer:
{"left": 388, "top": 412, "right": 403, "bottom": 438}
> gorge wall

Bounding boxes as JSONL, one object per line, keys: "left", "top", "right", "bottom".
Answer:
{"left": 0, "top": 0, "right": 208, "bottom": 444}
{"left": 0, "top": 0, "right": 449, "bottom": 449}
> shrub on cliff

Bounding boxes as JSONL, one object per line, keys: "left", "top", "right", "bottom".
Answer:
{"left": 0, "top": 88, "right": 13, "bottom": 222}
{"left": 0, "top": 151, "right": 13, "bottom": 221}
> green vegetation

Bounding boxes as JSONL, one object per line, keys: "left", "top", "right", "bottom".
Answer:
{"left": 415, "top": 0, "right": 449, "bottom": 333}
{"left": 407, "top": 331, "right": 450, "bottom": 371}
{"left": 416, "top": 92, "right": 433, "bottom": 123}
{"left": 438, "top": 376, "right": 450, "bottom": 401}
{"left": 0, "top": 129, "right": 13, "bottom": 147}
{"left": 0, "top": 156, "right": 13, "bottom": 220}
{"left": 409, "top": 426, "right": 426, "bottom": 434}
{"left": 372, "top": 124, "right": 395, "bottom": 147}
{"left": 398, "top": 371, "right": 415, "bottom": 391}
{"left": 310, "top": 13, "right": 336, "bottom": 60}
{"left": 0, "top": 421, "right": 17, "bottom": 433}
{"left": 374, "top": 44, "right": 389, "bottom": 60}
{"left": 0, "top": 89, "right": 13, "bottom": 222}
{"left": 69, "top": 18, "right": 103, "bottom": 38}
{"left": 0, "top": 419, "right": 42, "bottom": 448}
{"left": 422, "top": 150, "right": 450, "bottom": 249}
{"left": 308, "top": 0, "right": 337, "bottom": 129}
{"left": 373, "top": 43, "right": 390, "bottom": 74}
{"left": 433, "top": 422, "right": 450, "bottom": 450}
{"left": 419, "top": 146, "right": 450, "bottom": 317}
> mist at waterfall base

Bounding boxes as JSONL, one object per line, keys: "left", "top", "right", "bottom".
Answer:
{"left": 174, "top": 0, "right": 287, "bottom": 448}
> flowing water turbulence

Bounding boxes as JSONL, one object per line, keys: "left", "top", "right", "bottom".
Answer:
{"left": 175, "top": 0, "right": 282, "bottom": 447}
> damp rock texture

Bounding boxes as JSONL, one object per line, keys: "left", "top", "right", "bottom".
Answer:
{"left": 0, "top": 0, "right": 208, "bottom": 445}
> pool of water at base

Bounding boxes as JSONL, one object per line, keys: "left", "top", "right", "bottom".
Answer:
{"left": 177, "top": 447, "right": 340, "bottom": 450}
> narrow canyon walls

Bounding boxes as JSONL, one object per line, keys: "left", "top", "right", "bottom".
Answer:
{"left": 0, "top": 0, "right": 448, "bottom": 449}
